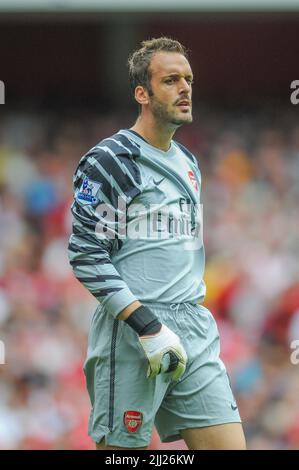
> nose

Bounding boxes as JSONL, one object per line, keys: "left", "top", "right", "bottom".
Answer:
{"left": 179, "top": 78, "right": 191, "bottom": 95}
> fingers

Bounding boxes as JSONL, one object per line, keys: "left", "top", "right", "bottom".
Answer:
{"left": 147, "top": 361, "right": 160, "bottom": 379}
{"left": 148, "top": 352, "right": 187, "bottom": 380}
{"left": 164, "top": 351, "right": 180, "bottom": 372}
{"left": 171, "top": 360, "right": 186, "bottom": 381}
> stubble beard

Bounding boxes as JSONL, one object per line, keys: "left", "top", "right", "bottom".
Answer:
{"left": 150, "top": 96, "right": 192, "bottom": 128}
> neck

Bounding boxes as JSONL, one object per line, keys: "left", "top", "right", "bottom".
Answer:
{"left": 130, "top": 114, "right": 177, "bottom": 152}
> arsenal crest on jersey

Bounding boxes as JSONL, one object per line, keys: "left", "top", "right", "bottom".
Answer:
{"left": 188, "top": 170, "right": 198, "bottom": 191}
{"left": 123, "top": 410, "right": 143, "bottom": 433}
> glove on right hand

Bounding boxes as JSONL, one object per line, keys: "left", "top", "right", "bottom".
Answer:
{"left": 139, "top": 324, "right": 187, "bottom": 380}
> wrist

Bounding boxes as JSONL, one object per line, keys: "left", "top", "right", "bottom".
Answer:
{"left": 117, "top": 300, "right": 142, "bottom": 320}
{"left": 124, "top": 305, "right": 162, "bottom": 336}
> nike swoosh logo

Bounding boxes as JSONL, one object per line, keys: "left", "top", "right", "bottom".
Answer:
{"left": 231, "top": 403, "right": 238, "bottom": 411}
{"left": 153, "top": 177, "right": 165, "bottom": 186}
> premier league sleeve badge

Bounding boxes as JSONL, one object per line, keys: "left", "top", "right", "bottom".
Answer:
{"left": 75, "top": 176, "right": 102, "bottom": 205}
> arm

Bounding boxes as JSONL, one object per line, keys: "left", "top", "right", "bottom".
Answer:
{"left": 117, "top": 300, "right": 142, "bottom": 320}
{"left": 68, "top": 144, "right": 141, "bottom": 318}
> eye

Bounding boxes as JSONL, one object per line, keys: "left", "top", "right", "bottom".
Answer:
{"left": 165, "top": 78, "right": 175, "bottom": 84}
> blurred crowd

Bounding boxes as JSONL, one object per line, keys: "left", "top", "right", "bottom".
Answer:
{"left": 0, "top": 106, "right": 299, "bottom": 450}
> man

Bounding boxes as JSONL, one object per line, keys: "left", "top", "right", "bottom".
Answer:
{"left": 68, "top": 37, "right": 246, "bottom": 450}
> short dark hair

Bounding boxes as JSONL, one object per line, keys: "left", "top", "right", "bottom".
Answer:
{"left": 128, "top": 37, "right": 189, "bottom": 97}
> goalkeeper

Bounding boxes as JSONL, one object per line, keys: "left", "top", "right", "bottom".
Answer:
{"left": 68, "top": 37, "right": 246, "bottom": 450}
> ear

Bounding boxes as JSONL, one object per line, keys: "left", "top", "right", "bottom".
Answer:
{"left": 134, "top": 86, "right": 149, "bottom": 106}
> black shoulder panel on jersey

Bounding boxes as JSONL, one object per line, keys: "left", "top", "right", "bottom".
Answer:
{"left": 74, "top": 133, "right": 142, "bottom": 207}
{"left": 101, "top": 132, "right": 142, "bottom": 184}
{"left": 174, "top": 141, "right": 198, "bottom": 166}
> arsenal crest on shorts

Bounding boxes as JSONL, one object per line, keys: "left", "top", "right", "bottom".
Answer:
{"left": 123, "top": 410, "right": 143, "bottom": 433}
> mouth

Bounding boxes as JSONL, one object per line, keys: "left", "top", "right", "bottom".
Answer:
{"left": 176, "top": 100, "right": 191, "bottom": 109}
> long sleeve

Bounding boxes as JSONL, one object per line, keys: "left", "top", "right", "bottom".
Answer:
{"left": 68, "top": 135, "right": 142, "bottom": 318}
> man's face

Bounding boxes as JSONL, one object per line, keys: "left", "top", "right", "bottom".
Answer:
{"left": 147, "top": 52, "right": 193, "bottom": 127}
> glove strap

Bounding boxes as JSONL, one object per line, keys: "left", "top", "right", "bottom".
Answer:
{"left": 125, "top": 305, "right": 162, "bottom": 336}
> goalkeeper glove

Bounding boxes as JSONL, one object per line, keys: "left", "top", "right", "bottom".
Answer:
{"left": 125, "top": 305, "right": 187, "bottom": 380}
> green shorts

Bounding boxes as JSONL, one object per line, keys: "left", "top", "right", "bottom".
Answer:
{"left": 84, "top": 302, "right": 241, "bottom": 448}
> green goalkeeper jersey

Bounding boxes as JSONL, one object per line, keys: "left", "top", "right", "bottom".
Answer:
{"left": 68, "top": 129, "right": 206, "bottom": 318}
